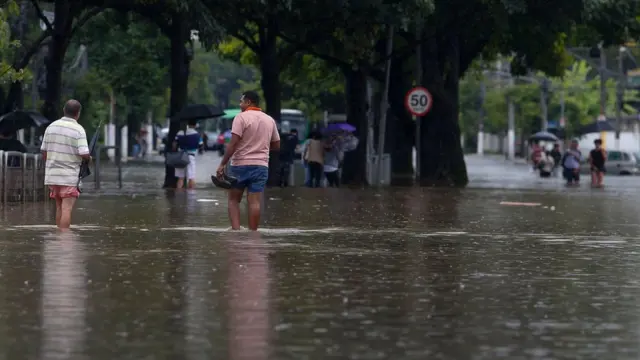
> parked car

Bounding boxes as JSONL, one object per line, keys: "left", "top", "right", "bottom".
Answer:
{"left": 158, "top": 127, "right": 169, "bottom": 154}
{"left": 580, "top": 149, "right": 639, "bottom": 175}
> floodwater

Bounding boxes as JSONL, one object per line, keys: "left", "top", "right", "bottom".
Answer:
{"left": 2, "top": 154, "right": 640, "bottom": 359}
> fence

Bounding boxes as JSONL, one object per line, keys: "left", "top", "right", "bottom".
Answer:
{"left": 0, "top": 151, "right": 47, "bottom": 203}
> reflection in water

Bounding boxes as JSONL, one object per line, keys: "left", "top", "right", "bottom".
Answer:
{"left": 2, "top": 186, "right": 640, "bottom": 359}
{"left": 225, "top": 232, "right": 270, "bottom": 360}
{"left": 41, "top": 232, "right": 87, "bottom": 359}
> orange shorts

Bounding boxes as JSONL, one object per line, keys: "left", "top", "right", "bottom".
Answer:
{"left": 49, "top": 185, "right": 80, "bottom": 199}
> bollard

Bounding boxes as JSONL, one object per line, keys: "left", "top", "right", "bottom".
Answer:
{"left": 2, "top": 151, "right": 25, "bottom": 203}
{"left": 34, "top": 154, "right": 46, "bottom": 201}
{"left": 25, "top": 154, "right": 36, "bottom": 202}
{"left": 0, "top": 151, "right": 3, "bottom": 202}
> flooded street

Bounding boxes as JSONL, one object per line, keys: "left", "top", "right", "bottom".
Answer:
{"left": 2, "top": 154, "right": 640, "bottom": 359}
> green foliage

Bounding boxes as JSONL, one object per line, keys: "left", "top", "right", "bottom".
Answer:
{"left": 0, "top": 1, "right": 25, "bottom": 83}
{"left": 69, "top": 10, "right": 170, "bottom": 129}
{"left": 460, "top": 60, "right": 640, "bottom": 137}
{"left": 217, "top": 38, "right": 345, "bottom": 121}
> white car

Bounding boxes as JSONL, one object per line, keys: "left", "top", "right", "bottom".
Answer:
{"left": 579, "top": 149, "right": 639, "bottom": 175}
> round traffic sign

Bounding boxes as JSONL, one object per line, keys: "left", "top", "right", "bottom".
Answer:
{"left": 405, "top": 87, "right": 433, "bottom": 116}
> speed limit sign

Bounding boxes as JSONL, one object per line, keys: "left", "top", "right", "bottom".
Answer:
{"left": 405, "top": 87, "right": 433, "bottom": 116}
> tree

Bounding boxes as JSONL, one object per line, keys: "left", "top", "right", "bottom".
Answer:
{"left": 276, "top": 0, "right": 433, "bottom": 185}
{"left": 73, "top": 10, "right": 170, "bottom": 138}
{"left": 217, "top": 38, "right": 345, "bottom": 122}
{"left": 33, "top": 0, "right": 104, "bottom": 120}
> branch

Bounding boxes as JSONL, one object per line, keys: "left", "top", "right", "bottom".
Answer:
{"left": 230, "top": 29, "right": 260, "bottom": 52}
{"left": 70, "top": 7, "right": 105, "bottom": 38}
{"left": 30, "top": 0, "right": 53, "bottom": 32}
{"left": 278, "top": 33, "right": 350, "bottom": 69}
{"left": 15, "top": 29, "right": 50, "bottom": 69}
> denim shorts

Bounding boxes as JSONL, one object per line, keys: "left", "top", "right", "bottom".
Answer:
{"left": 229, "top": 165, "right": 269, "bottom": 193}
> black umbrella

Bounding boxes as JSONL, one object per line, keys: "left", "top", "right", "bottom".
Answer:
{"left": 170, "top": 104, "right": 225, "bottom": 123}
{"left": 0, "top": 110, "right": 50, "bottom": 133}
{"left": 76, "top": 118, "right": 105, "bottom": 191}
{"left": 529, "top": 131, "right": 559, "bottom": 142}
{"left": 576, "top": 120, "right": 616, "bottom": 135}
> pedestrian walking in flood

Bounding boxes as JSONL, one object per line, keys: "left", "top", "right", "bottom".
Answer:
{"left": 216, "top": 91, "right": 280, "bottom": 231}
{"left": 588, "top": 139, "right": 606, "bottom": 188}
{"left": 40, "top": 99, "right": 90, "bottom": 230}
{"left": 561, "top": 139, "right": 582, "bottom": 187}
{"left": 303, "top": 131, "right": 324, "bottom": 187}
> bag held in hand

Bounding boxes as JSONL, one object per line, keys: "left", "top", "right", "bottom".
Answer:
{"left": 166, "top": 151, "right": 190, "bottom": 168}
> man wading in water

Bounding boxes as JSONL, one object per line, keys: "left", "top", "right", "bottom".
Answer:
{"left": 216, "top": 91, "right": 280, "bottom": 231}
{"left": 40, "top": 100, "right": 90, "bottom": 229}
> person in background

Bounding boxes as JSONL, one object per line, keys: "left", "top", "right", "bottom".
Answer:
{"left": 323, "top": 141, "right": 341, "bottom": 187}
{"left": 300, "top": 135, "right": 311, "bottom": 186}
{"left": 216, "top": 91, "right": 280, "bottom": 231}
{"left": 173, "top": 119, "right": 202, "bottom": 189}
{"left": 303, "top": 131, "right": 324, "bottom": 187}
{"left": 134, "top": 129, "right": 148, "bottom": 158}
{"left": 0, "top": 130, "right": 27, "bottom": 153}
{"left": 40, "top": 99, "right": 90, "bottom": 230}
{"left": 561, "top": 139, "right": 582, "bottom": 186}
{"left": 549, "top": 143, "right": 562, "bottom": 176}
{"left": 278, "top": 128, "right": 299, "bottom": 187}
{"left": 588, "top": 139, "right": 606, "bottom": 188}
{"left": 530, "top": 142, "right": 543, "bottom": 171}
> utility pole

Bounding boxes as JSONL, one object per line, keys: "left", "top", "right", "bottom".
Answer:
{"left": 616, "top": 46, "right": 626, "bottom": 150}
{"left": 376, "top": 24, "right": 394, "bottom": 186}
{"left": 507, "top": 67, "right": 515, "bottom": 161}
{"left": 477, "top": 60, "right": 485, "bottom": 155}
{"left": 540, "top": 78, "right": 549, "bottom": 130}
{"left": 414, "top": 20, "right": 422, "bottom": 182}
{"left": 599, "top": 43, "right": 607, "bottom": 119}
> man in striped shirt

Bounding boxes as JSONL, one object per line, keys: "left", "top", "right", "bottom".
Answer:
{"left": 41, "top": 100, "right": 90, "bottom": 229}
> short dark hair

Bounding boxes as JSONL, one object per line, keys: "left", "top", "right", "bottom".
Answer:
{"left": 594, "top": 139, "right": 602, "bottom": 145}
{"left": 188, "top": 119, "right": 197, "bottom": 127}
{"left": 242, "top": 91, "right": 260, "bottom": 106}
{"left": 291, "top": 128, "right": 298, "bottom": 133}
{"left": 63, "top": 99, "right": 82, "bottom": 118}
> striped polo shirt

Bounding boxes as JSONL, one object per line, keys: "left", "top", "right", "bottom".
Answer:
{"left": 40, "top": 117, "right": 89, "bottom": 186}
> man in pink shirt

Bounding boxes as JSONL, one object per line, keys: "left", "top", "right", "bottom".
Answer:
{"left": 217, "top": 91, "right": 280, "bottom": 230}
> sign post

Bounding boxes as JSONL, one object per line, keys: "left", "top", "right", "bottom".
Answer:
{"left": 405, "top": 87, "right": 433, "bottom": 183}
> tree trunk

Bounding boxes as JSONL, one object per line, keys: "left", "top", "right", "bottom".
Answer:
{"left": 341, "top": 67, "right": 368, "bottom": 186}
{"left": 163, "top": 13, "right": 191, "bottom": 189}
{"left": 419, "top": 36, "right": 468, "bottom": 187}
{"left": 4, "top": 81, "right": 24, "bottom": 113}
{"left": 387, "top": 57, "right": 415, "bottom": 185}
{"left": 41, "top": 0, "right": 72, "bottom": 121}
{"left": 259, "top": 17, "right": 282, "bottom": 187}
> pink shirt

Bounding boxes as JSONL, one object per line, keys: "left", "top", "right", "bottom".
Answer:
{"left": 231, "top": 110, "right": 280, "bottom": 167}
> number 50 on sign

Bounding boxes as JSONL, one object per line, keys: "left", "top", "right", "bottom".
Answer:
{"left": 404, "top": 87, "right": 433, "bottom": 117}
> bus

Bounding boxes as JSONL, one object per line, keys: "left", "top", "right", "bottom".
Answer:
{"left": 279, "top": 109, "right": 309, "bottom": 142}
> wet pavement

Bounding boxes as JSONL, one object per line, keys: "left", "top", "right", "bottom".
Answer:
{"left": 2, "top": 154, "right": 640, "bottom": 359}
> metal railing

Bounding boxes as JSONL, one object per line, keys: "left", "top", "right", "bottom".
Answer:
{"left": 94, "top": 145, "right": 122, "bottom": 189}
{"left": 0, "top": 151, "right": 47, "bottom": 203}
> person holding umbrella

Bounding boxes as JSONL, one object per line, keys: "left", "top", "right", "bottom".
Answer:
{"left": 40, "top": 99, "right": 90, "bottom": 230}
{"left": 0, "top": 130, "right": 27, "bottom": 153}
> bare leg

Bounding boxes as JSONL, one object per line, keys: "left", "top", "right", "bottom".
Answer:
{"left": 176, "top": 178, "right": 185, "bottom": 189}
{"left": 187, "top": 179, "right": 196, "bottom": 189}
{"left": 246, "top": 192, "right": 262, "bottom": 231}
{"left": 228, "top": 188, "right": 244, "bottom": 230}
{"left": 55, "top": 198, "right": 62, "bottom": 227}
{"left": 58, "top": 197, "right": 77, "bottom": 229}
{"left": 598, "top": 172, "right": 604, "bottom": 186}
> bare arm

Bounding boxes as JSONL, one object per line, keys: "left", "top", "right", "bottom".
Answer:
{"left": 270, "top": 140, "right": 280, "bottom": 151}
{"left": 220, "top": 134, "right": 241, "bottom": 167}
{"left": 41, "top": 151, "right": 47, "bottom": 162}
